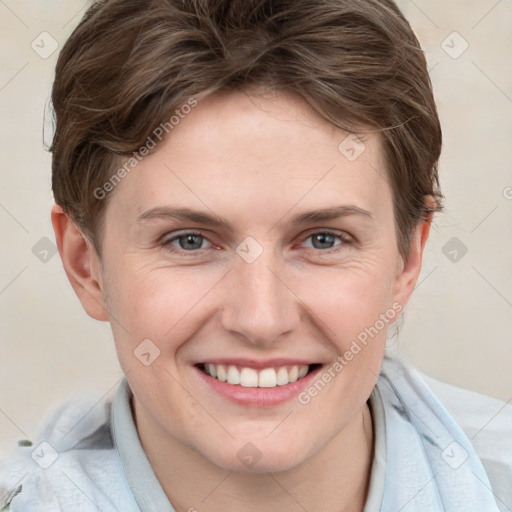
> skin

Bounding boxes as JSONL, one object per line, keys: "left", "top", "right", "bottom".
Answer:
{"left": 52, "top": 88, "right": 434, "bottom": 512}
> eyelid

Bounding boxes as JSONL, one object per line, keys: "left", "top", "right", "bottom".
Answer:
{"left": 299, "top": 228, "right": 353, "bottom": 242}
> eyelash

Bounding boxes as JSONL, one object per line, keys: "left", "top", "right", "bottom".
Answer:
{"left": 161, "top": 230, "right": 352, "bottom": 256}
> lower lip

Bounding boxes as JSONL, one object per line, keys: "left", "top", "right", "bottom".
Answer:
{"left": 193, "top": 365, "right": 324, "bottom": 407}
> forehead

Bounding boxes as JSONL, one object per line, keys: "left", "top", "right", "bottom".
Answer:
{"left": 107, "top": 89, "right": 392, "bottom": 227}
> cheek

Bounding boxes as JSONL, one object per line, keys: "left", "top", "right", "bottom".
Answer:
{"left": 103, "top": 261, "right": 222, "bottom": 347}
{"left": 297, "top": 266, "right": 396, "bottom": 395}
{"left": 299, "top": 260, "right": 397, "bottom": 339}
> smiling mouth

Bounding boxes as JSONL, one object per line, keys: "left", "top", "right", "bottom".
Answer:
{"left": 196, "top": 363, "right": 321, "bottom": 388}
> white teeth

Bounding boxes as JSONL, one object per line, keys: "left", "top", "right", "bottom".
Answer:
{"left": 240, "top": 367, "right": 258, "bottom": 387}
{"left": 208, "top": 364, "right": 217, "bottom": 378}
{"left": 298, "top": 365, "right": 308, "bottom": 379}
{"left": 203, "top": 363, "right": 310, "bottom": 388}
{"left": 258, "top": 368, "right": 277, "bottom": 387}
{"left": 276, "top": 367, "right": 289, "bottom": 385}
{"left": 227, "top": 365, "right": 240, "bottom": 385}
{"left": 217, "top": 365, "right": 227, "bottom": 382}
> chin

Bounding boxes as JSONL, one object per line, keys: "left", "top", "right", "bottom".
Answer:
{"left": 200, "top": 438, "right": 312, "bottom": 474}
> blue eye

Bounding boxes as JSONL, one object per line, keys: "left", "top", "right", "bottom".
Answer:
{"left": 164, "top": 232, "right": 212, "bottom": 252}
{"left": 301, "top": 232, "right": 349, "bottom": 251}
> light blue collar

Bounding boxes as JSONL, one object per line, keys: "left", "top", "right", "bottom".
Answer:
{"left": 112, "top": 379, "right": 176, "bottom": 512}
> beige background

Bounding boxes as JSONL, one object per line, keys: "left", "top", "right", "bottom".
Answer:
{"left": 0, "top": 0, "right": 511, "bottom": 460}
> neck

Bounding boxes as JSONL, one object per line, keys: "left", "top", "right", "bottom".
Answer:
{"left": 133, "top": 400, "right": 374, "bottom": 512}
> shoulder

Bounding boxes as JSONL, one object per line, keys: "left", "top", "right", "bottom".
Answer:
{"left": 0, "top": 388, "right": 138, "bottom": 511}
{"left": 421, "top": 371, "right": 512, "bottom": 443}
{"left": 381, "top": 352, "right": 512, "bottom": 510}
{"left": 422, "top": 372, "right": 512, "bottom": 510}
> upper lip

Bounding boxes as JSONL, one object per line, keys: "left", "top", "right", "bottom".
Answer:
{"left": 195, "top": 358, "right": 320, "bottom": 369}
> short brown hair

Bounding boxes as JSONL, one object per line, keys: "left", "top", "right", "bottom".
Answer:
{"left": 50, "top": 0, "right": 443, "bottom": 259}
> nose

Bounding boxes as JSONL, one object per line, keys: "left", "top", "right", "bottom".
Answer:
{"left": 219, "top": 249, "right": 301, "bottom": 347}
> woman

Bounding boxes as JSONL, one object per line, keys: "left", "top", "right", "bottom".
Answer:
{"left": 1, "top": 0, "right": 510, "bottom": 510}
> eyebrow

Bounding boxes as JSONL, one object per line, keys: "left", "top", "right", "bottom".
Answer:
{"left": 137, "top": 205, "right": 373, "bottom": 230}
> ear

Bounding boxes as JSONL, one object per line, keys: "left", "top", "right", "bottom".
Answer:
{"left": 51, "top": 204, "right": 109, "bottom": 321}
{"left": 391, "top": 196, "right": 436, "bottom": 309}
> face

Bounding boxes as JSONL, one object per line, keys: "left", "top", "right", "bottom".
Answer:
{"left": 73, "top": 89, "right": 422, "bottom": 473}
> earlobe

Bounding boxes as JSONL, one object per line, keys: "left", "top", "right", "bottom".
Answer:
{"left": 51, "top": 204, "right": 109, "bottom": 321}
